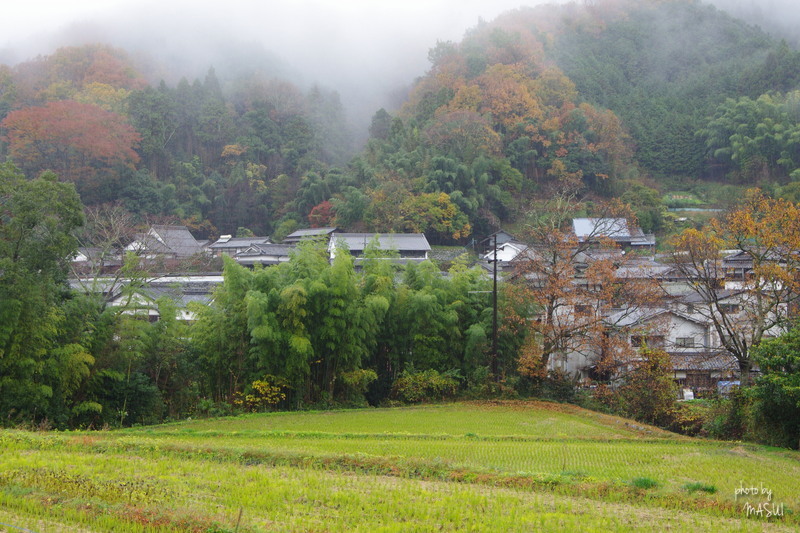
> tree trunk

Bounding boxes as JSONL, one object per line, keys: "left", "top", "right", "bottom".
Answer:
{"left": 738, "top": 358, "right": 752, "bottom": 387}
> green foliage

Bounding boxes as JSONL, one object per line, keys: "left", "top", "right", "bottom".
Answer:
{"left": 683, "top": 482, "right": 717, "bottom": 494}
{"left": 0, "top": 164, "right": 85, "bottom": 425}
{"left": 551, "top": 0, "right": 783, "bottom": 178}
{"left": 697, "top": 91, "right": 800, "bottom": 182}
{"left": 391, "top": 368, "right": 460, "bottom": 403}
{"left": 617, "top": 349, "right": 678, "bottom": 427}
{"left": 337, "top": 369, "right": 378, "bottom": 406}
{"left": 629, "top": 477, "right": 658, "bottom": 490}
{"left": 233, "top": 375, "right": 288, "bottom": 412}
{"left": 3, "top": 403, "right": 799, "bottom": 530}
{"left": 748, "top": 326, "right": 800, "bottom": 449}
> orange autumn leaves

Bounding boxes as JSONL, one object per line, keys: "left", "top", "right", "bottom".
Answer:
{"left": 2, "top": 100, "right": 140, "bottom": 184}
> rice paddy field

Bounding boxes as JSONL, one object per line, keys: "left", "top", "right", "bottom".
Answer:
{"left": 1, "top": 401, "right": 798, "bottom": 532}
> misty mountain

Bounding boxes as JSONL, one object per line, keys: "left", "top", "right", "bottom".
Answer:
{"left": 1, "top": 0, "right": 799, "bottom": 242}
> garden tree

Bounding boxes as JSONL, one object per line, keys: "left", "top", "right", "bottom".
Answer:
{"left": 749, "top": 325, "right": 800, "bottom": 449}
{"left": 616, "top": 348, "right": 677, "bottom": 427}
{"left": 1, "top": 100, "right": 141, "bottom": 203}
{"left": 512, "top": 196, "right": 663, "bottom": 378}
{"left": 0, "top": 164, "right": 86, "bottom": 423}
{"left": 669, "top": 190, "right": 800, "bottom": 385}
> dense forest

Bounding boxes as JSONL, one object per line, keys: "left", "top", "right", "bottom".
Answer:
{"left": 4, "top": 0, "right": 800, "bottom": 432}
{"left": 2, "top": 0, "right": 800, "bottom": 242}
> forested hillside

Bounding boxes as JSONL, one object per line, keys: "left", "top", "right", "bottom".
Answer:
{"left": 1, "top": 0, "right": 799, "bottom": 241}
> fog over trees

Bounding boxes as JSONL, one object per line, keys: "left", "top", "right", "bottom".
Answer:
{"left": 2, "top": 0, "right": 795, "bottom": 139}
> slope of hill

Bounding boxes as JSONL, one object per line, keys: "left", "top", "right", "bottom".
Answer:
{"left": 2, "top": 0, "right": 798, "bottom": 242}
{"left": 1, "top": 402, "right": 797, "bottom": 531}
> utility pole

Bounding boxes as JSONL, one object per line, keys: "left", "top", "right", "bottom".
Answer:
{"left": 490, "top": 233, "right": 500, "bottom": 379}
{"left": 473, "top": 233, "right": 500, "bottom": 379}
{"left": 489, "top": 233, "right": 499, "bottom": 378}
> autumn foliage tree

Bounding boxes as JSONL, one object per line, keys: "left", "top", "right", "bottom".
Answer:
{"left": 513, "top": 197, "right": 663, "bottom": 378}
{"left": 669, "top": 190, "right": 800, "bottom": 384}
{"left": 1, "top": 100, "right": 140, "bottom": 202}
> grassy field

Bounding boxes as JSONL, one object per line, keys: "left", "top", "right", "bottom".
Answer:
{"left": 0, "top": 401, "right": 797, "bottom": 532}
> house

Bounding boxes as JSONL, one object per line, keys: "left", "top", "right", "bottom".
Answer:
{"left": 549, "top": 308, "right": 715, "bottom": 381}
{"left": 606, "top": 308, "right": 713, "bottom": 354}
{"left": 594, "top": 307, "right": 740, "bottom": 394}
{"left": 670, "top": 352, "right": 739, "bottom": 395}
{"left": 71, "top": 246, "right": 123, "bottom": 275}
{"left": 283, "top": 227, "right": 340, "bottom": 244}
{"left": 482, "top": 240, "right": 529, "bottom": 263}
{"left": 106, "top": 274, "right": 223, "bottom": 322}
{"left": 208, "top": 235, "right": 271, "bottom": 257}
{"left": 328, "top": 233, "right": 431, "bottom": 265}
{"left": 234, "top": 243, "right": 295, "bottom": 267}
{"left": 125, "top": 225, "right": 204, "bottom": 259}
{"left": 572, "top": 218, "right": 655, "bottom": 249}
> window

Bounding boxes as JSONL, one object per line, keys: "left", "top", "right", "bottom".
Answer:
{"left": 719, "top": 303, "right": 740, "bottom": 314}
{"left": 631, "top": 335, "right": 665, "bottom": 348}
{"left": 675, "top": 337, "right": 695, "bottom": 348}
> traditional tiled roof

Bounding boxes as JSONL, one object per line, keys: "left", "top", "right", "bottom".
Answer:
{"left": 208, "top": 236, "right": 270, "bottom": 250}
{"left": 151, "top": 225, "right": 203, "bottom": 257}
{"left": 284, "top": 227, "right": 339, "bottom": 243}
{"left": 670, "top": 352, "right": 740, "bottom": 372}
{"left": 572, "top": 218, "right": 655, "bottom": 246}
{"left": 329, "top": 233, "right": 431, "bottom": 253}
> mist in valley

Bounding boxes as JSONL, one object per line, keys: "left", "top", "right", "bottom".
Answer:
{"left": 0, "top": 0, "right": 797, "bottom": 142}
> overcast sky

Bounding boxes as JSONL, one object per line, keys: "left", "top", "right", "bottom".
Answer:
{"left": 0, "top": 0, "right": 796, "bottom": 134}
{"left": 0, "top": 0, "right": 561, "bottom": 76}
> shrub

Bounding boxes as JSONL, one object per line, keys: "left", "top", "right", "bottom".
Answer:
{"left": 702, "top": 391, "right": 748, "bottom": 440}
{"left": 337, "top": 369, "right": 378, "bottom": 406}
{"left": 748, "top": 329, "right": 800, "bottom": 449}
{"left": 233, "top": 375, "right": 288, "bottom": 412}
{"left": 630, "top": 477, "right": 659, "bottom": 490}
{"left": 617, "top": 349, "right": 677, "bottom": 427}
{"left": 195, "top": 399, "right": 238, "bottom": 418}
{"left": 666, "top": 401, "right": 707, "bottom": 436}
{"left": 392, "top": 368, "right": 460, "bottom": 403}
{"left": 464, "top": 366, "right": 519, "bottom": 399}
{"left": 683, "top": 482, "right": 717, "bottom": 494}
{"left": 539, "top": 369, "right": 580, "bottom": 402}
